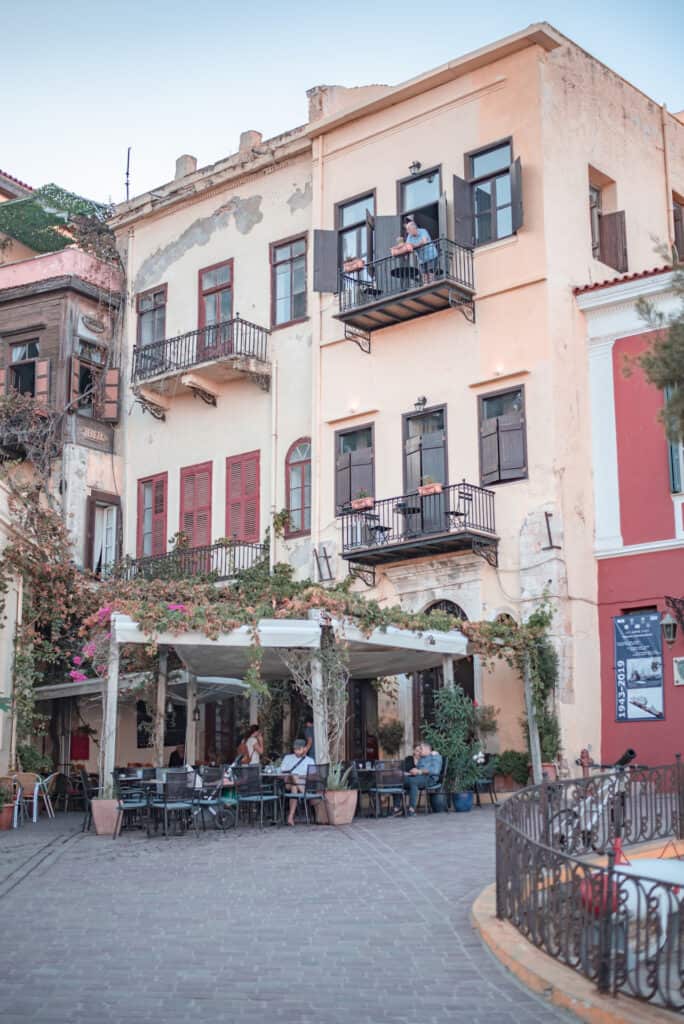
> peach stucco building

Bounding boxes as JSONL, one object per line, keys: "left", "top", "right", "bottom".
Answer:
{"left": 100, "top": 23, "right": 684, "bottom": 770}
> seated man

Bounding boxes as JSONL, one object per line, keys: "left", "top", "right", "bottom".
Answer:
{"left": 394, "top": 741, "right": 443, "bottom": 817}
{"left": 280, "top": 739, "right": 315, "bottom": 826}
{"left": 404, "top": 217, "right": 439, "bottom": 281}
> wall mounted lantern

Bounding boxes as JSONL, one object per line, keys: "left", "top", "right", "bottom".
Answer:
{"left": 661, "top": 611, "right": 678, "bottom": 646}
{"left": 414, "top": 395, "right": 427, "bottom": 411}
{"left": 409, "top": 161, "right": 422, "bottom": 176}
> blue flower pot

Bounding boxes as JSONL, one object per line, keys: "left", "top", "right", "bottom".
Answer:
{"left": 429, "top": 793, "right": 448, "bottom": 813}
{"left": 452, "top": 791, "right": 474, "bottom": 813}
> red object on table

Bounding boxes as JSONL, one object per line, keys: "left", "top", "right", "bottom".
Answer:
{"left": 70, "top": 733, "right": 90, "bottom": 761}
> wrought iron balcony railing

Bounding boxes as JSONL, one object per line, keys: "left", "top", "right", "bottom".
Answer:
{"left": 131, "top": 316, "right": 270, "bottom": 384}
{"left": 337, "top": 480, "right": 497, "bottom": 566}
{"left": 113, "top": 541, "right": 267, "bottom": 582}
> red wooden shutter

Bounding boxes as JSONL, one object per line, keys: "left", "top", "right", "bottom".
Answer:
{"left": 0, "top": 368, "right": 6, "bottom": 394}
{"left": 34, "top": 358, "right": 50, "bottom": 408}
{"left": 225, "top": 451, "right": 260, "bottom": 542}
{"left": 180, "top": 462, "right": 212, "bottom": 548}
{"left": 152, "top": 475, "right": 168, "bottom": 556}
{"left": 100, "top": 368, "right": 120, "bottom": 422}
{"left": 69, "top": 357, "right": 81, "bottom": 409}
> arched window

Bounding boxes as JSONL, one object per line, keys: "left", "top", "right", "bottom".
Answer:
{"left": 426, "top": 599, "right": 468, "bottom": 620}
{"left": 285, "top": 438, "right": 311, "bottom": 537}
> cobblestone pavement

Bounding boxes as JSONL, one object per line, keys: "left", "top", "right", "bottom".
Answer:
{"left": 0, "top": 808, "right": 577, "bottom": 1024}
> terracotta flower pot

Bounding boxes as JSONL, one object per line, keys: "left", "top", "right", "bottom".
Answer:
{"left": 343, "top": 258, "right": 364, "bottom": 272}
{"left": 322, "top": 789, "right": 358, "bottom": 826}
{"left": 417, "top": 482, "right": 442, "bottom": 496}
{"left": 350, "top": 496, "right": 374, "bottom": 511}
{"left": 91, "top": 798, "right": 121, "bottom": 836}
{"left": 0, "top": 804, "right": 13, "bottom": 830}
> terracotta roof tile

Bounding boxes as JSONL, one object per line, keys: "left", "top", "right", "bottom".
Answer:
{"left": 0, "top": 169, "right": 33, "bottom": 192}
{"left": 573, "top": 266, "right": 672, "bottom": 296}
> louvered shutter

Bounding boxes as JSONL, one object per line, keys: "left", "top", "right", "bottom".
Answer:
{"left": 34, "top": 358, "right": 50, "bottom": 408}
{"left": 374, "top": 215, "right": 402, "bottom": 261}
{"left": 453, "top": 175, "right": 473, "bottom": 247}
{"left": 69, "top": 357, "right": 81, "bottom": 409}
{"left": 225, "top": 452, "right": 259, "bottom": 541}
{"left": 0, "top": 368, "right": 6, "bottom": 393}
{"left": 100, "top": 368, "right": 120, "bottom": 422}
{"left": 181, "top": 462, "right": 212, "bottom": 548}
{"left": 498, "top": 412, "right": 527, "bottom": 480}
{"left": 674, "top": 204, "right": 684, "bottom": 262}
{"left": 335, "top": 451, "right": 352, "bottom": 512}
{"left": 226, "top": 456, "right": 243, "bottom": 538}
{"left": 479, "top": 417, "right": 500, "bottom": 485}
{"left": 243, "top": 452, "right": 260, "bottom": 542}
{"left": 599, "top": 210, "right": 628, "bottom": 273}
{"left": 313, "top": 230, "right": 339, "bottom": 293}
{"left": 510, "top": 157, "right": 523, "bottom": 233}
{"left": 350, "top": 445, "right": 374, "bottom": 502}
{"left": 664, "top": 385, "right": 682, "bottom": 492}
{"left": 151, "top": 475, "right": 167, "bottom": 556}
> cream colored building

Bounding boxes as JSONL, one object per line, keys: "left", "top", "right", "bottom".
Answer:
{"left": 106, "top": 23, "right": 684, "bottom": 769}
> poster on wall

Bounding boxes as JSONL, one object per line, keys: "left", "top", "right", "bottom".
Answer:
{"left": 614, "top": 612, "right": 664, "bottom": 721}
{"left": 673, "top": 658, "right": 684, "bottom": 687}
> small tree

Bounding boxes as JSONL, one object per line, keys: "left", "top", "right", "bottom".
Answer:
{"left": 634, "top": 266, "right": 684, "bottom": 443}
{"left": 423, "top": 688, "right": 482, "bottom": 794}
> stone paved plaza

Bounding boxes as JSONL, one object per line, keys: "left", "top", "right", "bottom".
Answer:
{"left": 0, "top": 808, "right": 577, "bottom": 1024}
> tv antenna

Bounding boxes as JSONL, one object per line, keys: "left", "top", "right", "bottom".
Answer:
{"left": 125, "top": 147, "right": 131, "bottom": 201}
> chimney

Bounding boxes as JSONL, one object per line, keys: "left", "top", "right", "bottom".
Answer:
{"left": 239, "top": 130, "right": 262, "bottom": 155}
{"left": 175, "top": 154, "right": 197, "bottom": 179}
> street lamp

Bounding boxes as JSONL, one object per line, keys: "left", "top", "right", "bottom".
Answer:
{"left": 192, "top": 705, "right": 201, "bottom": 723}
{"left": 661, "top": 611, "right": 678, "bottom": 646}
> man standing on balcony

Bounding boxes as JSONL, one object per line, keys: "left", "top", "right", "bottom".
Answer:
{"left": 404, "top": 218, "right": 438, "bottom": 282}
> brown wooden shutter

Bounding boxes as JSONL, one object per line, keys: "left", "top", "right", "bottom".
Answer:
{"left": 510, "top": 157, "right": 523, "bottom": 233}
{"left": 674, "top": 203, "right": 684, "bottom": 262}
{"left": 34, "top": 358, "right": 50, "bottom": 408}
{"left": 69, "top": 356, "right": 81, "bottom": 409}
{"left": 350, "top": 445, "right": 374, "bottom": 502}
{"left": 479, "top": 417, "right": 500, "bottom": 486}
{"left": 335, "top": 451, "right": 351, "bottom": 512}
{"left": 599, "top": 210, "right": 628, "bottom": 273}
{"left": 498, "top": 412, "right": 527, "bottom": 480}
{"left": 404, "top": 434, "right": 422, "bottom": 493}
{"left": 225, "top": 451, "right": 259, "bottom": 542}
{"left": 453, "top": 175, "right": 473, "bottom": 247}
{"left": 85, "top": 495, "right": 96, "bottom": 571}
{"left": 100, "top": 368, "right": 120, "bottom": 422}
{"left": 313, "top": 230, "right": 339, "bottom": 293}
{"left": 0, "top": 368, "right": 6, "bottom": 394}
{"left": 374, "top": 215, "right": 402, "bottom": 261}
{"left": 181, "top": 462, "right": 212, "bottom": 548}
{"left": 151, "top": 475, "right": 167, "bottom": 556}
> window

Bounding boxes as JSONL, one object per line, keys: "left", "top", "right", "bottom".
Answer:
{"left": 399, "top": 169, "right": 441, "bottom": 241}
{"left": 337, "top": 193, "right": 375, "bottom": 265}
{"left": 479, "top": 387, "right": 527, "bottom": 485}
{"left": 198, "top": 261, "right": 232, "bottom": 329}
{"left": 467, "top": 142, "right": 514, "bottom": 245}
{"left": 137, "top": 472, "right": 167, "bottom": 558}
{"left": 271, "top": 237, "right": 307, "bottom": 327}
{"left": 180, "top": 462, "right": 212, "bottom": 549}
{"left": 665, "top": 385, "right": 683, "bottom": 493}
{"left": 226, "top": 451, "right": 260, "bottom": 542}
{"left": 285, "top": 439, "right": 311, "bottom": 536}
{"left": 86, "top": 491, "right": 120, "bottom": 576}
{"left": 70, "top": 345, "right": 119, "bottom": 422}
{"left": 587, "top": 170, "right": 627, "bottom": 272}
{"left": 6, "top": 339, "right": 49, "bottom": 405}
{"left": 674, "top": 196, "right": 684, "bottom": 261}
{"left": 136, "top": 286, "right": 167, "bottom": 346}
{"left": 589, "top": 185, "right": 602, "bottom": 259}
{"left": 335, "top": 425, "right": 374, "bottom": 511}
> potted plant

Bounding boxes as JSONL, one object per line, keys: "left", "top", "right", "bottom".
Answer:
{"left": 350, "top": 489, "right": 375, "bottom": 512}
{"left": 449, "top": 742, "right": 483, "bottom": 812}
{"left": 343, "top": 256, "right": 365, "bottom": 273}
{"left": 423, "top": 687, "right": 481, "bottom": 812}
{"left": 0, "top": 785, "right": 13, "bottom": 830}
{"left": 16, "top": 743, "right": 53, "bottom": 774}
{"left": 495, "top": 749, "right": 529, "bottom": 792}
{"left": 417, "top": 475, "right": 443, "bottom": 497}
{"left": 322, "top": 763, "right": 357, "bottom": 826}
{"left": 377, "top": 719, "right": 404, "bottom": 759}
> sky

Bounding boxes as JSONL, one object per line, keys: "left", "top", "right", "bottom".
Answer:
{"left": 3, "top": 0, "right": 682, "bottom": 204}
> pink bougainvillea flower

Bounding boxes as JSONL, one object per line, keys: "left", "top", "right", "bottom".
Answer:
{"left": 96, "top": 664, "right": 107, "bottom": 675}
{"left": 72, "top": 655, "right": 82, "bottom": 666}
{"left": 82, "top": 642, "right": 96, "bottom": 658}
{"left": 97, "top": 605, "right": 112, "bottom": 623}
{"left": 473, "top": 699, "right": 479, "bottom": 707}
{"left": 167, "top": 603, "right": 188, "bottom": 613}
{"left": 69, "top": 670, "right": 88, "bottom": 682}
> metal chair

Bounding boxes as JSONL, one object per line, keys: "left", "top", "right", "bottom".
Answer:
{"left": 369, "top": 761, "right": 405, "bottom": 817}
{"left": 193, "top": 767, "right": 231, "bottom": 831}
{"left": 474, "top": 754, "right": 498, "bottom": 806}
{"left": 233, "top": 765, "right": 281, "bottom": 828}
{"left": 113, "top": 771, "right": 150, "bottom": 838}
{"left": 149, "top": 769, "right": 197, "bottom": 837}
{"left": 79, "top": 768, "right": 100, "bottom": 832}
{"left": 284, "top": 763, "right": 329, "bottom": 825}
{"left": 14, "top": 772, "right": 42, "bottom": 823}
{"left": 416, "top": 757, "right": 449, "bottom": 813}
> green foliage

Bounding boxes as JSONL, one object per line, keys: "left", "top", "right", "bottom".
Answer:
{"left": 496, "top": 749, "right": 530, "bottom": 786}
{"left": 525, "top": 633, "right": 562, "bottom": 761}
{"left": 0, "top": 390, "right": 63, "bottom": 481}
{"left": 326, "top": 762, "right": 353, "bottom": 791}
{"left": 422, "top": 688, "right": 482, "bottom": 793}
{"left": 272, "top": 509, "right": 291, "bottom": 538}
{"left": 377, "top": 719, "right": 404, "bottom": 756}
{"left": 0, "top": 184, "right": 109, "bottom": 255}
{"left": 16, "top": 743, "right": 53, "bottom": 774}
{"left": 0, "top": 785, "right": 10, "bottom": 810}
{"left": 474, "top": 703, "right": 499, "bottom": 742}
{"left": 634, "top": 268, "right": 684, "bottom": 443}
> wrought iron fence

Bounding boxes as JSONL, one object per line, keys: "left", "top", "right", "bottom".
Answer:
{"left": 131, "top": 316, "right": 270, "bottom": 383}
{"left": 496, "top": 759, "right": 684, "bottom": 1012}
{"left": 113, "top": 541, "right": 267, "bottom": 582}
{"left": 338, "top": 237, "right": 474, "bottom": 314}
{"left": 338, "top": 480, "right": 495, "bottom": 555}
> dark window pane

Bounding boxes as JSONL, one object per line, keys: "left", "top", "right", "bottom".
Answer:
{"left": 475, "top": 214, "right": 492, "bottom": 245}
{"left": 400, "top": 173, "right": 440, "bottom": 212}
{"left": 11, "top": 362, "right": 35, "bottom": 395}
{"left": 339, "top": 427, "right": 372, "bottom": 453}
{"left": 471, "top": 143, "right": 511, "bottom": 179}
{"left": 482, "top": 388, "right": 522, "bottom": 419}
{"left": 340, "top": 195, "right": 374, "bottom": 228}
{"left": 292, "top": 290, "right": 306, "bottom": 320}
{"left": 407, "top": 410, "right": 445, "bottom": 436}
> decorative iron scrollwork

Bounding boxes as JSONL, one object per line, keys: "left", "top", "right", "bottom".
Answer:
{"left": 344, "top": 324, "right": 372, "bottom": 354}
{"left": 135, "top": 396, "right": 166, "bottom": 421}
{"left": 471, "top": 537, "right": 497, "bottom": 567}
{"left": 448, "top": 290, "right": 476, "bottom": 323}
{"left": 348, "top": 563, "right": 376, "bottom": 588}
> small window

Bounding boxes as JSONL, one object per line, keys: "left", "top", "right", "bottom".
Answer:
{"left": 92, "top": 503, "right": 118, "bottom": 574}
{"left": 468, "top": 142, "right": 513, "bottom": 245}
{"left": 674, "top": 196, "right": 684, "bottom": 261}
{"left": 337, "top": 194, "right": 375, "bottom": 265}
{"left": 78, "top": 339, "right": 106, "bottom": 365}
{"left": 399, "top": 169, "right": 441, "bottom": 240}
{"left": 199, "top": 261, "right": 232, "bottom": 329}
{"left": 285, "top": 438, "right": 311, "bottom": 536}
{"left": 335, "top": 425, "right": 374, "bottom": 511}
{"left": 271, "top": 237, "right": 307, "bottom": 327}
{"left": 479, "top": 386, "right": 527, "bottom": 485}
{"left": 589, "top": 185, "right": 602, "bottom": 259}
{"left": 136, "top": 286, "right": 167, "bottom": 346}
{"left": 587, "top": 170, "right": 627, "bottom": 272}
{"left": 9, "top": 338, "right": 40, "bottom": 396}
{"left": 137, "top": 472, "right": 167, "bottom": 558}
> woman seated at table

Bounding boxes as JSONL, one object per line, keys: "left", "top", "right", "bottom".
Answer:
{"left": 403, "top": 743, "right": 422, "bottom": 774}
{"left": 280, "top": 739, "right": 315, "bottom": 826}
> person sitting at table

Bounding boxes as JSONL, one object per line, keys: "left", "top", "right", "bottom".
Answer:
{"left": 168, "top": 743, "right": 185, "bottom": 768}
{"left": 280, "top": 739, "right": 315, "bottom": 826}
{"left": 404, "top": 217, "right": 439, "bottom": 282}
{"left": 403, "top": 743, "right": 422, "bottom": 774}
{"left": 394, "top": 741, "right": 443, "bottom": 817}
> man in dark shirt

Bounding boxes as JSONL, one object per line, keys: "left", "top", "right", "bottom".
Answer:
{"left": 303, "top": 715, "right": 316, "bottom": 762}
{"left": 168, "top": 744, "right": 185, "bottom": 768}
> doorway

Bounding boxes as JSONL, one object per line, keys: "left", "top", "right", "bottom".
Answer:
{"left": 346, "top": 679, "right": 379, "bottom": 762}
{"left": 412, "top": 601, "right": 474, "bottom": 738}
{"left": 403, "top": 406, "right": 448, "bottom": 535}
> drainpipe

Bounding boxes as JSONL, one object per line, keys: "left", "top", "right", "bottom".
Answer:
{"left": 269, "top": 359, "right": 279, "bottom": 573}
{"left": 661, "top": 104, "right": 675, "bottom": 254}
{"left": 8, "top": 575, "right": 22, "bottom": 771}
{"left": 311, "top": 137, "right": 324, "bottom": 567}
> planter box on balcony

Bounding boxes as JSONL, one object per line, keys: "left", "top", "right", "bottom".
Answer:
{"left": 389, "top": 243, "right": 412, "bottom": 257}
{"left": 417, "top": 482, "right": 443, "bottom": 496}
{"left": 350, "top": 496, "right": 375, "bottom": 511}
{"left": 343, "top": 258, "right": 365, "bottom": 273}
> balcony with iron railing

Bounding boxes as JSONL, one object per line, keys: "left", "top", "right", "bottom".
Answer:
{"left": 131, "top": 317, "right": 271, "bottom": 403}
{"left": 336, "top": 238, "right": 475, "bottom": 338}
{"left": 113, "top": 540, "right": 267, "bottom": 583}
{"left": 338, "top": 481, "right": 497, "bottom": 567}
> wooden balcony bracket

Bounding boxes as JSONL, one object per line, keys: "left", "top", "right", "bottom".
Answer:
{"left": 135, "top": 394, "right": 167, "bottom": 421}
{"left": 448, "top": 290, "right": 476, "bottom": 324}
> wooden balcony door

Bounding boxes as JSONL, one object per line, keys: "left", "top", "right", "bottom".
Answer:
{"left": 403, "top": 407, "right": 448, "bottom": 535}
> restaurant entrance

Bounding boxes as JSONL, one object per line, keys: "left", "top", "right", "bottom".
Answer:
{"left": 346, "top": 679, "right": 379, "bottom": 762}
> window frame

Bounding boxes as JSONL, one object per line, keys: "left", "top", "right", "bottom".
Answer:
{"left": 269, "top": 234, "right": 308, "bottom": 330}
{"left": 395, "top": 165, "right": 442, "bottom": 222}
{"left": 284, "top": 436, "right": 312, "bottom": 538}
{"left": 335, "top": 189, "right": 377, "bottom": 267}
{"left": 85, "top": 489, "right": 121, "bottom": 576}
{"left": 136, "top": 284, "right": 168, "bottom": 347}
{"left": 334, "top": 421, "right": 375, "bottom": 512}
{"left": 136, "top": 471, "right": 168, "bottom": 559}
{"left": 197, "top": 259, "right": 233, "bottom": 331}
{"left": 8, "top": 336, "right": 41, "bottom": 396}
{"left": 401, "top": 402, "right": 449, "bottom": 494}
{"left": 478, "top": 384, "right": 528, "bottom": 486}
{"left": 465, "top": 138, "right": 514, "bottom": 246}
